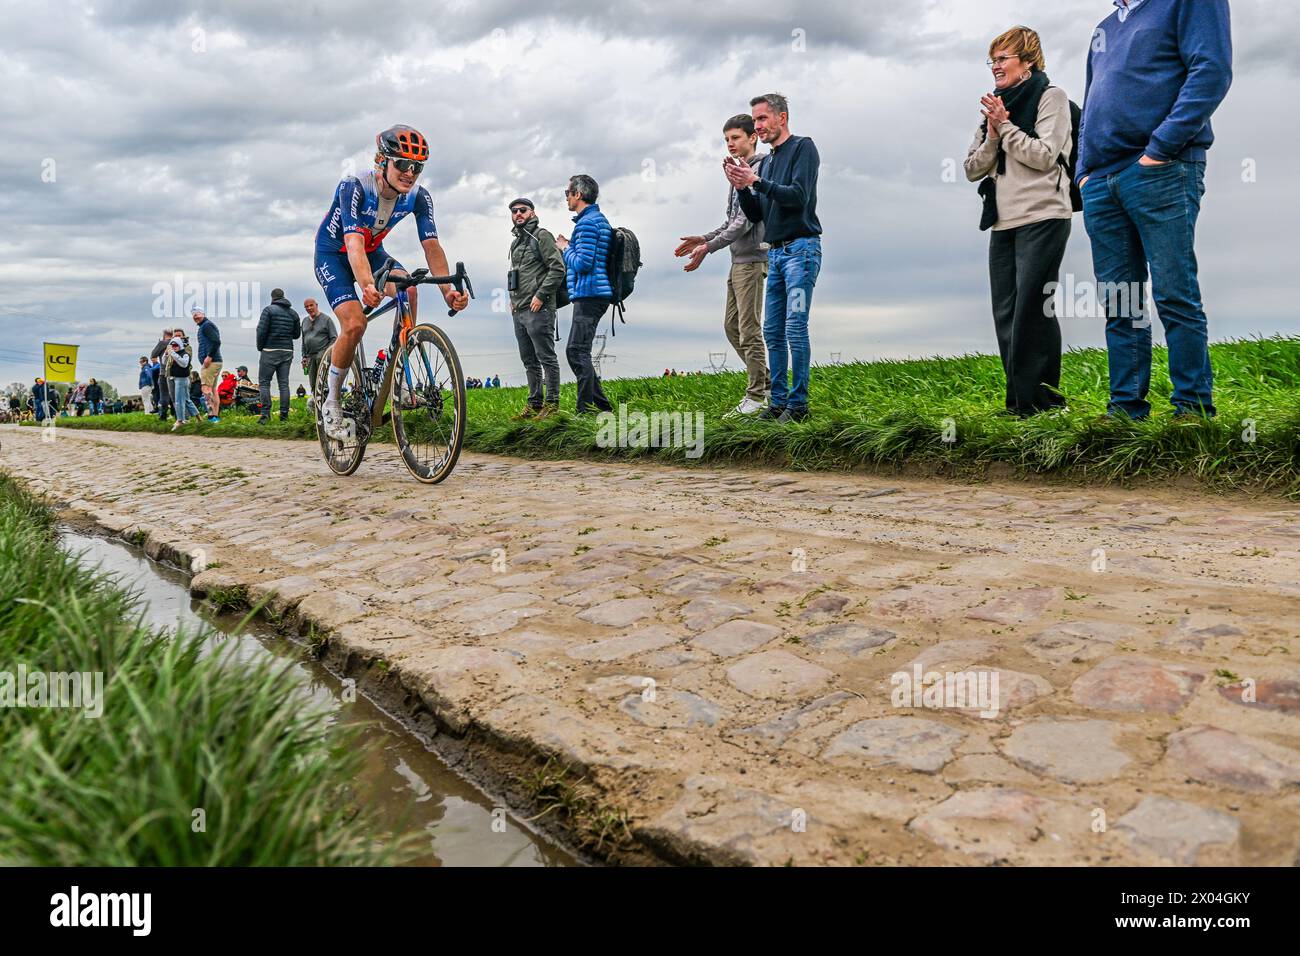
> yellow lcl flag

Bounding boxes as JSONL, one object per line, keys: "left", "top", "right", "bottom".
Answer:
{"left": 44, "top": 342, "right": 79, "bottom": 382}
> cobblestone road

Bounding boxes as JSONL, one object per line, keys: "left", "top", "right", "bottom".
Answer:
{"left": 4, "top": 423, "right": 1298, "bottom": 865}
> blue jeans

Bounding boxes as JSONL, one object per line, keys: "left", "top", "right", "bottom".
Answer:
{"left": 1082, "top": 160, "right": 1213, "bottom": 419}
{"left": 172, "top": 381, "right": 200, "bottom": 422}
{"left": 763, "top": 236, "right": 822, "bottom": 409}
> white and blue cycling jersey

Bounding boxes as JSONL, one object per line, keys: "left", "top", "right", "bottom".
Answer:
{"left": 313, "top": 170, "right": 438, "bottom": 308}
{"left": 315, "top": 169, "right": 437, "bottom": 253}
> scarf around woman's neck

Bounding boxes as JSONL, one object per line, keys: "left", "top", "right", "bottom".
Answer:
{"left": 983, "top": 69, "right": 1051, "bottom": 174}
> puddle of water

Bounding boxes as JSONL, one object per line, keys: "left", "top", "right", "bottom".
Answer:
{"left": 60, "top": 529, "right": 575, "bottom": 868}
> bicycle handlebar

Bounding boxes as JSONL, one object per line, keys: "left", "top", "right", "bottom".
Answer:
{"left": 365, "top": 259, "right": 476, "bottom": 317}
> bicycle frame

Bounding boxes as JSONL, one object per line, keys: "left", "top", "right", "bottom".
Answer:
{"left": 356, "top": 292, "right": 419, "bottom": 434}
{"left": 342, "top": 257, "right": 473, "bottom": 439}
{"left": 367, "top": 305, "right": 458, "bottom": 430}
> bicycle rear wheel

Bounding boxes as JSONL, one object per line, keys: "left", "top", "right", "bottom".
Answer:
{"left": 313, "top": 352, "right": 369, "bottom": 476}
{"left": 391, "top": 323, "right": 465, "bottom": 484}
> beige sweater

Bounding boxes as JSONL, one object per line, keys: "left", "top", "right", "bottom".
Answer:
{"left": 964, "top": 86, "right": 1073, "bottom": 231}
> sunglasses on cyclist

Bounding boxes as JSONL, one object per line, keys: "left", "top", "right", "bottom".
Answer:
{"left": 510, "top": 206, "right": 531, "bottom": 215}
{"left": 391, "top": 158, "right": 425, "bottom": 174}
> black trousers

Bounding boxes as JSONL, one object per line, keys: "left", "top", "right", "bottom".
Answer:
{"left": 988, "top": 217, "right": 1071, "bottom": 414}
{"left": 566, "top": 299, "right": 613, "bottom": 413}
{"left": 156, "top": 376, "right": 172, "bottom": 419}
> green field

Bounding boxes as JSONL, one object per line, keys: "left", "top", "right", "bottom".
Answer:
{"left": 27, "top": 337, "right": 1300, "bottom": 496}
{"left": 0, "top": 474, "right": 400, "bottom": 865}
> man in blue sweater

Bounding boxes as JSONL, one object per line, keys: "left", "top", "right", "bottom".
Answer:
{"left": 1078, "top": 0, "right": 1232, "bottom": 420}
{"left": 556, "top": 174, "right": 615, "bottom": 415}
{"left": 191, "top": 308, "right": 225, "bottom": 423}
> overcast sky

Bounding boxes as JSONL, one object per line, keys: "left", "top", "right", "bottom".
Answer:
{"left": 1, "top": 0, "right": 1293, "bottom": 394}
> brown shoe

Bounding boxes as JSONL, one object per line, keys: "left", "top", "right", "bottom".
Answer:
{"left": 511, "top": 406, "right": 540, "bottom": 421}
{"left": 534, "top": 403, "right": 560, "bottom": 420}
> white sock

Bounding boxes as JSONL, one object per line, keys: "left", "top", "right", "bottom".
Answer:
{"left": 327, "top": 365, "right": 344, "bottom": 405}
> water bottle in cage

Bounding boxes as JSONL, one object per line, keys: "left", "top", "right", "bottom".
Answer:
{"left": 371, "top": 349, "right": 388, "bottom": 387}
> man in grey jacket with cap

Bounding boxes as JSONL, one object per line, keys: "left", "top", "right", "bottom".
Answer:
{"left": 676, "top": 113, "right": 769, "bottom": 416}
{"left": 508, "top": 196, "right": 566, "bottom": 418}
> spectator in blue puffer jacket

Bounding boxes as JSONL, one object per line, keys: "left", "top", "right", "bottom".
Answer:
{"left": 138, "top": 356, "right": 157, "bottom": 414}
{"left": 556, "top": 174, "right": 614, "bottom": 414}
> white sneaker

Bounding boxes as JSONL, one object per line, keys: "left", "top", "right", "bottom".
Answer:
{"left": 321, "top": 400, "right": 350, "bottom": 441}
{"left": 724, "top": 397, "right": 766, "bottom": 419}
{"left": 171, "top": 420, "right": 182, "bottom": 431}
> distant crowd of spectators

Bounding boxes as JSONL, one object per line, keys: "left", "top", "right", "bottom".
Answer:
{"left": 132, "top": 291, "right": 339, "bottom": 432}
{"left": 13, "top": 378, "right": 146, "bottom": 422}
{"left": 13, "top": 290, "right": 340, "bottom": 432}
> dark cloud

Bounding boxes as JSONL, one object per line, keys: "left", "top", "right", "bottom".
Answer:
{"left": 92, "top": 0, "right": 959, "bottom": 58}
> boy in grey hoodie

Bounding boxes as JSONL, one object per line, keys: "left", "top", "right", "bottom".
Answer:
{"left": 676, "top": 113, "right": 769, "bottom": 414}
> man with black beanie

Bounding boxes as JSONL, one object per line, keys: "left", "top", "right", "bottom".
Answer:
{"left": 255, "top": 287, "right": 301, "bottom": 423}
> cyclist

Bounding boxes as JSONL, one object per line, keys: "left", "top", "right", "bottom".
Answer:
{"left": 314, "top": 124, "right": 469, "bottom": 439}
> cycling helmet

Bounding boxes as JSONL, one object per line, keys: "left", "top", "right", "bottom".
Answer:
{"left": 376, "top": 125, "right": 429, "bottom": 163}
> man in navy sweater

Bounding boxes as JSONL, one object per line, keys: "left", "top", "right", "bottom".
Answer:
{"left": 1078, "top": 0, "right": 1232, "bottom": 420}
{"left": 730, "top": 93, "right": 822, "bottom": 422}
{"left": 192, "top": 308, "right": 225, "bottom": 423}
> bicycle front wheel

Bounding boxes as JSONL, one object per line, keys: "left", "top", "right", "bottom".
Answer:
{"left": 314, "top": 351, "right": 368, "bottom": 476}
{"left": 391, "top": 323, "right": 466, "bottom": 484}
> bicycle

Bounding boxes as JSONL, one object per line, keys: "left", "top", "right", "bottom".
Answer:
{"left": 313, "top": 259, "right": 474, "bottom": 484}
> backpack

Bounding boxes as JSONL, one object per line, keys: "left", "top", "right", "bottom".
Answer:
{"left": 1054, "top": 92, "right": 1083, "bottom": 212}
{"left": 604, "top": 226, "right": 642, "bottom": 335}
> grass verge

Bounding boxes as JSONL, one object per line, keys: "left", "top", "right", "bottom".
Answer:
{"left": 517, "top": 757, "right": 634, "bottom": 856}
{"left": 28, "top": 337, "right": 1300, "bottom": 495}
{"left": 0, "top": 473, "right": 400, "bottom": 865}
